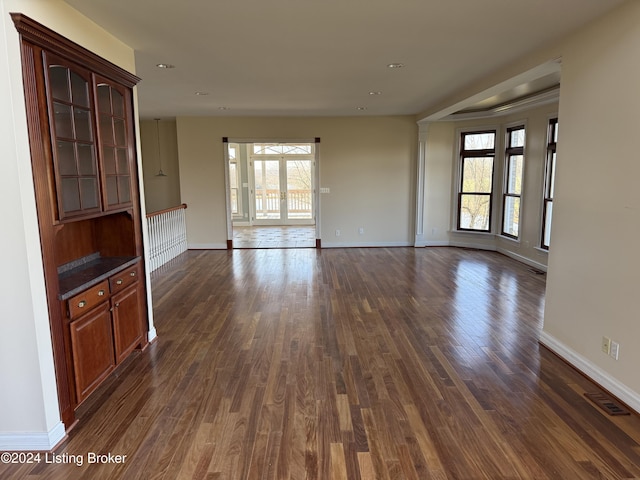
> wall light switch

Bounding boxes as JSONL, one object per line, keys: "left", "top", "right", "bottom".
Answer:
{"left": 610, "top": 341, "right": 620, "bottom": 360}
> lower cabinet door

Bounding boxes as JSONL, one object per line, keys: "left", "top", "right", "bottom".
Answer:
{"left": 111, "top": 283, "right": 143, "bottom": 364}
{"left": 70, "top": 302, "right": 115, "bottom": 403}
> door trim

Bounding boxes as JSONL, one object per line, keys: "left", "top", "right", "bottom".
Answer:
{"left": 223, "top": 138, "right": 321, "bottom": 248}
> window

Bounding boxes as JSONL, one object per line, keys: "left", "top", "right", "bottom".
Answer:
{"left": 457, "top": 130, "right": 496, "bottom": 232}
{"left": 501, "top": 126, "right": 525, "bottom": 238}
{"left": 541, "top": 118, "right": 558, "bottom": 249}
{"left": 252, "top": 143, "right": 312, "bottom": 155}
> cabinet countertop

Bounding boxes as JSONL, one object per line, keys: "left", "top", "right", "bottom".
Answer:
{"left": 58, "top": 256, "right": 140, "bottom": 300}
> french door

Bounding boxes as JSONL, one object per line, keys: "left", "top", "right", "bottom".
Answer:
{"left": 252, "top": 156, "right": 314, "bottom": 225}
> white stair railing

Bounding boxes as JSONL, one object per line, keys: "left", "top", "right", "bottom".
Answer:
{"left": 146, "top": 203, "right": 188, "bottom": 272}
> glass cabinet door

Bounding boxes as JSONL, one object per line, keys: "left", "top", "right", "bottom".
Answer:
{"left": 46, "top": 54, "right": 100, "bottom": 219}
{"left": 95, "top": 77, "right": 132, "bottom": 210}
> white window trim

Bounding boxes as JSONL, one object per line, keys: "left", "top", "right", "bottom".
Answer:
{"left": 539, "top": 115, "right": 558, "bottom": 250}
{"left": 228, "top": 143, "right": 244, "bottom": 219}
{"left": 452, "top": 124, "right": 501, "bottom": 234}
{"left": 500, "top": 120, "right": 527, "bottom": 240}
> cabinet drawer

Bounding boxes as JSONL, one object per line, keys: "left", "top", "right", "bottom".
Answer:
{"left": 68, "top": 280, "right": 109, "bottom": 319}
{"left": 109, "top": 264, "right": 139, "bottom": 293}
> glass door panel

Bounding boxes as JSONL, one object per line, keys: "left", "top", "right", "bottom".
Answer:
{"left": 254, "top": 160, "right": 281, "bottom": 220}
{"left": 46, "top": 56, "right": 101, "bottom": 219}
{"left": 246, "top": 143, "right": 315, "bottom": 227}
{"left": 96, "top": 80, "right": 132, "bottom": 210}
{"left": 285, "top": 159, "right": 313, "bottom": 221}
{"left": 53, "top": 103, "right": 73, "bottom": 138}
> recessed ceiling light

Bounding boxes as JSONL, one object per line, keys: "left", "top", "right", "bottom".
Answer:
{"left": 195, "top": 92, "right": 209, "bottom": 96}
{"left": 356, "top": 106, "right": 367, "bottom": 111}
{"left": 387, "top": 63, "right": 405, "bottom": 69}
{"left": 156, "top": 63, "right": 175, "bottom": 69}
{"left": 218, "top": 106, "right": 230, "bottom": 110}
{"left": 369, "top": 91, "right": 382, "bottom": 96}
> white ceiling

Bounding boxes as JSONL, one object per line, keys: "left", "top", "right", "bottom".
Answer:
{"left": 64, "top": 0, "right": 625, "bottom": 119}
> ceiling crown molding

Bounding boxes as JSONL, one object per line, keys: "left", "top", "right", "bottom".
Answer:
{"left": 445, "top": 85, "right": 560, "bottom": 121}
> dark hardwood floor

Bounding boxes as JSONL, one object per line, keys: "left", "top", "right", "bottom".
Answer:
{"left": 3, "top": 247, "right": 640, "bottom": 479}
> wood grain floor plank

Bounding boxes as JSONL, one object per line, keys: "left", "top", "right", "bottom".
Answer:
{"left": 4, "top": 247, "right": 640, "bottom": 479}
{"left": 356, "top": 452, "right": 376, "bottom": 480}
{"left": 329, "top": 443, "right": 348, "bottom": 480}
{"left": 360, "top": 408, "right": 391, "bottom": 480}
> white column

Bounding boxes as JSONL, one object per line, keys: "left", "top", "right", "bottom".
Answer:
{"left": 414, "top": 121, "right": 429, "bottom": 247}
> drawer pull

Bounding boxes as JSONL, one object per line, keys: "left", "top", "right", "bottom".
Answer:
{"left": 98, "top": 290, "right": 105, "bottom": 296}
{"left": 116, "top": 279, "right": 123, "bottom": 285}
{"left": 130, "top": 272, "right": 136, "bottom": 277}
{"left": 78, "top": 300, "right": 87, "bottom": 308}
{"left": 114, "top": 303, "right": 120, "bottom": 308}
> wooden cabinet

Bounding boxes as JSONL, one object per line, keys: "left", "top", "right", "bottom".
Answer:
{"left": 110, "top": 263, "right": 144, "bottom": 364}
{"left": 44, "top": 50, "right": 136, "bottom": 220}
{"left": 67, "top": 263, "right": 144, "bottom": 404}
{"left": 70, "top": 303, "right": 115, "bottom": 403}
{"left": 13, "top": 14, "right": 148, "bottom": 428}
{"left": 111, "top": 284, "right": 143, "bottom": 364}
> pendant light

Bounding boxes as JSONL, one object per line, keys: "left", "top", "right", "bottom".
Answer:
{"left": 154, "top": 118, "right": 167, "bottom": 177}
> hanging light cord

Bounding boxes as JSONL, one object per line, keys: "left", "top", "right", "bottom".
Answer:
{"left": 155, "top": 118, "right": 167, "bottom": 177}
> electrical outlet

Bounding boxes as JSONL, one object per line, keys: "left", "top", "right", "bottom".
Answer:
{"left": 358, "top": 227, "right": 364, "bottom": 235}
{"left": 601, "top": 336, "right": 611, "bottom": 355}
{"left": 610, "top": 341, "right": 620, "bottom": 360}
{"left": 335, "top": 229, "right": 341, "bottom": 237}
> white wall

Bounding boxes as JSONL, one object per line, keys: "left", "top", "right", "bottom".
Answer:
{"left": 0, "top": 0, "right": 141, "bottom": 449}
{"left": 419, "top": 103, "right": 557, "bottom": 271}
{"left": 540, "top": 0, "right": 640, "bottom": 411}
{"left": 175, "top": 116, "right": 417, "bottom": 249}
{"left": 140, "top": 119, "right": 181, "bottom": 213}
{"left": 421, "top": 122, "right": 454, "bottom": 246}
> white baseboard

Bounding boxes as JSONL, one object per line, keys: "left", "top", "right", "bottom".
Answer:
{"left": 0, "top": 421, "right": 66, "bottom": 451}
{"left": 449, "top": 240, "right": 497, "bottom": 251}
{"left": 322, "top": 241, "right": 412, "bottom": 248}
{"left": 147, "top": 326, "right": 158, "bottom": 343}
{"left": 187, "top": 243, "right": 228, "bottom": 250}
{"left": 430, "top": 240, "right": 548, "bottom": 272}
{"left": 423, "top": 240, "right": 450, "bottom": 247}
{"left": 539, "top": 331, "right": 640, "bottom": 414}
{"left": 497, "top": 247, "right": 548, "bottom": 272}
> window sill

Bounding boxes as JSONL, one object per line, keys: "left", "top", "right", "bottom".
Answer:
{"left": 497, "top": 234, "right": 520, "bottom": 244}
{"left": 450, "top": 230, "right": 495, "bottom": 237}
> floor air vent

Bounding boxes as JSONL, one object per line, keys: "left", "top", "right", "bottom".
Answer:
{"left": 584, "top": 392, "right": 631, "bottom": 416}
